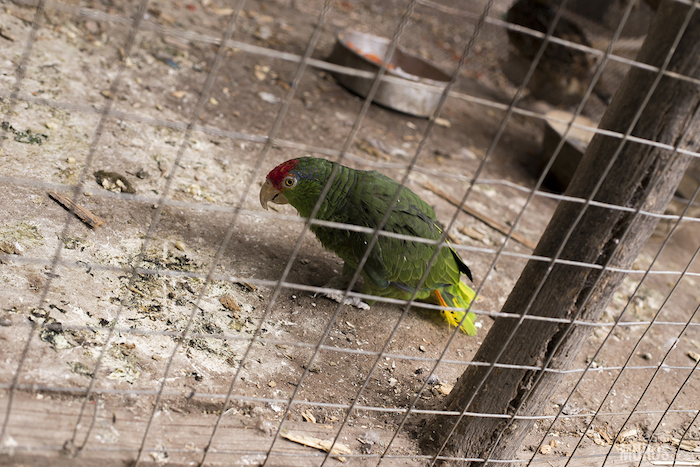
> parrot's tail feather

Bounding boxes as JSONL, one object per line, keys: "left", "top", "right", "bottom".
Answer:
{"left": 432, "top": 284, "right": 477, "bottom": 336}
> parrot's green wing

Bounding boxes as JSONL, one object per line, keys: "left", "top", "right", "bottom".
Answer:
{"left": 333, "top": 170, "right": 467, "bottom": 297}
{"left": 335, "top": 169, "right": 477, "bottom": 335}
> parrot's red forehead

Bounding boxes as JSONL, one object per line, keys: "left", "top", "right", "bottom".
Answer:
{"left": 267, "top": 159, "right": 299, "bottom": 189}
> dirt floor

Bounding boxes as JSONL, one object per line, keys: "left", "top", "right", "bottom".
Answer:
{"left": 1, "top": 0, "right": 700, "bottom": 465}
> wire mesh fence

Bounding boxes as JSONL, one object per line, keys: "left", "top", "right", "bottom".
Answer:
{"left": 0, "top": 0, "right": 699, "bottom": 465}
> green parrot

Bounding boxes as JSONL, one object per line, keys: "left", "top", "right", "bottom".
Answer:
{"left": 259, "top": 157, "right": 477, "bottom": 335}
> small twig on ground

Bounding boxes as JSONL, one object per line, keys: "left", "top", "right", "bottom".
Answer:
{"left": 48, "top": 191, "right": 105, "bottom": 229}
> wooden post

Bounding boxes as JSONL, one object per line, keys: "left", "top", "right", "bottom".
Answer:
{"left": 419, "top": 1, "right": 700, "bottom": 464}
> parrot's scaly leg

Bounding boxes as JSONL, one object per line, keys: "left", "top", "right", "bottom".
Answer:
{"left": 432, "top": 289, "right": 448, "bottom": 308}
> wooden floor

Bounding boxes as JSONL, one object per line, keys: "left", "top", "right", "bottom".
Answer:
{"left": 0, "top": 391, "right": 420, "bottom": 466}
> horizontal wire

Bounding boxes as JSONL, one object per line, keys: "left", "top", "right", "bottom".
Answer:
{"left": 0, "top": 442, "right": 653, "bottom": 465}
{"left": 22, "top": 0, "right": 700, "bottom": 101}
{"left": 3, "top": 382, "right": 697, "bottom": 421}
{"left": 3, "top": 166, "right": 700, "bottom": 229}
{"left": 5, "top": 252, "right": 700, "bottom": 328}
{"left": 416, "top": 0, "right": 700, "bottom": 84}
{"left": 5, "top": 242, "right": 700, "bottom": 292}
{"left": 15, "top": 0, "right": 700, "bottom": 88}
{"left": 1, "top": 313, "right": 698, "bottom": 376}
{"left": 4, "top": 445, "right": 437, "bottom": 462}
{"left": 3, "top": 0, "right": 700, "bottom": 463}
{"left": 3, "top": 83, "right": 700, "bottom": 169}
{"left": 4, "top": 86, "right": 700, "bottom": 204}
{"left": 2, "top": 177, "right": 700, "bottom": 280}
{"left": 4, "top": 6, "right": 700, "bottom": 162}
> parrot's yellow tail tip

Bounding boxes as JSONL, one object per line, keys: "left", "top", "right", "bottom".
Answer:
{"left": 441, "top": 309, "right": 477, "bottom": 336}
{"left": 433, "top": 288, "right": 478, "bottom": 336}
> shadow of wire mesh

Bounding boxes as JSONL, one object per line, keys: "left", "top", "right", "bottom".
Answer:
{"left": 0, "top": 0, "right": 699, "bottom": 465}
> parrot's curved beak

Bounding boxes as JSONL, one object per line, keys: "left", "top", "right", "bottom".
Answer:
{"left": 259, "top": 179, "right": 289, "bottom": 210}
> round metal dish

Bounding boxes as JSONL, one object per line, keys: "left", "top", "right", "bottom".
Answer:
{"left": 327, "top": 30, "right": 451, "bottom": 118}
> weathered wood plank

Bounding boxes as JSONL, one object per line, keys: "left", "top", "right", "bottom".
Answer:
{"left": 0, "top": 392, "right": 418, "bottom": 466}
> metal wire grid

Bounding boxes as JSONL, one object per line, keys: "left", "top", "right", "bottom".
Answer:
{"left": 0, "top": 0, "right": 698, "bottom": 465}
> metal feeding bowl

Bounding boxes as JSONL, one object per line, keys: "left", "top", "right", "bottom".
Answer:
{"left": 327, "top": 30, "right": 451, "bottom": 118}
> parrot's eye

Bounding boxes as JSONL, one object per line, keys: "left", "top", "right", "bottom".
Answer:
{"left": 283, "top": 176, "right": 297, "bottom": 188}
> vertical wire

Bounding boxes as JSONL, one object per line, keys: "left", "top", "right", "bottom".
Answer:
{"left": 510, "top": 199, "right": 700, "bottom": 467}
{"left": 381, "top": 0, "right": 586, "bottom": 459}
{"left": 2, "top": 0, "right": 698, "bottom": 463}
{"left": 396, "top": 12, "right": 630, "bottom": 466}
{"left": 477, "top": 3, "right": 640, "bottom": 463}
{"left": 0, "top": 3, "right": 44, "bottom": 155}
{"left": 0, "top": 0, "right": 47, "bottom": 447}
{"left": 599, "top": 232, "right": 700, "bottom": 464}
{"left": 557, "top": 3, "right": 700, "bottom": 465}
{"left": 672, "top": 404, "right": 700, "bottom": 465}
{"left": 62, "top": 0, "right": 153, "bottom": 453}
{"left": 195, "top": 1, "right": 336, "bottom": 465}
{"left": 635, "top": 340, "right": 700, "bottom": 466}
{"left": 428, "top": 0, "right": 700, "bottom": 463}
{"left": 40, "top": 0, "right": 156, "bottom": 454}
{"left": 425, "top": 0, "right": 588, "bottom": 462}
{"left": 66, "top": 392, "right": 104, "bottom": 458}
{"left": 513, "top": 11, "right": 700, "bottom": 466}
{"left": 331, "top": 0, "right": 594, "bottom": 462}
{"left": 258, "top": 3, "right": 423, "bottom": 465}
{"left": 301, "top": 1, "right": 496, "bottom": 465}
{"left": 601, "top": 296, "right": 700, "bottom": 465}
{"left": 1, "top": 0, "right": 153, "bottom": 451}
{"left": 529, "top": 118, "right": 700, "bottom": 466}
{"left": 129, "top": 2, "right": 248, "bottom": 465}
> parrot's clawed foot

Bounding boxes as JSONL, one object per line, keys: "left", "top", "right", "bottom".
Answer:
{"left": 321, "top": 290, "right": 371, "bottom": 310}
{"left": 313, "top": 274, "right": 370, "bottom": 310}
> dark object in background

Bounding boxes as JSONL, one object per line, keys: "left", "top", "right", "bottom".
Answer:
{"left": 504, "top": 0, "right": 612, "bottom": 106}
{"left": 539, "top": 109, "right": 596, "bottom": 192}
